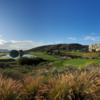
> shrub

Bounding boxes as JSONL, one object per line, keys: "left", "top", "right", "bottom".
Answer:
{"left": 0, "top": 75, "right": 23, "bottom": 100}
{"left": 0, "top": 59, "right": 15, "bottom": 62}
{"left": 0, "top": 63, "right": 10, "bottom": 68}
{"left": 18, "top": 57, "right": 46, "bottom": 66}
{"left": 21, "top": 76, "right": 44, "bottom": 100}
{"left": 2, "top": 69, "right": 24, "bottom": 80}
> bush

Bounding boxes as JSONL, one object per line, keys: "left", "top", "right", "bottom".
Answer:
{"left": 2, "top": 69, "right": 24, "bottom": 80}
{"left": 18, "top": 57, "right": 46, "bottom": 66}
{"left": 0, "top": 63, "right": 10, "bottom": 68}
{"left": 0, "top": 59, "right": 15, "bottom": 62}
{"left": 0, "top": 75, "right": 23, "bottom": 100}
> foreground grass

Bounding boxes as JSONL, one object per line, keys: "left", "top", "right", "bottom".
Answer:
{"left": 0, "top": 66, "right": 99, "bottom": 100}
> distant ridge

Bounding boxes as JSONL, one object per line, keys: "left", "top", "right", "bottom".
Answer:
{"left": 0, "top": 49, "right": 9, "bottom": 53}
{"left": 28, "top": 43, "right": 88, "bottom": 52}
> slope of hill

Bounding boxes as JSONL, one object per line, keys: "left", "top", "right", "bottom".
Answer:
{"left": 27, "top": 43, "right": 88, "bottom": 52}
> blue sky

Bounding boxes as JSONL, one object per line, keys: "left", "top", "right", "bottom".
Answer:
{"left": 0, "top": 0, "right": 100, "bottom": 49}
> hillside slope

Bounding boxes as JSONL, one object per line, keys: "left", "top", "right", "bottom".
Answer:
{"left": 27, "top": 43, "right": 88, "bottom": 52}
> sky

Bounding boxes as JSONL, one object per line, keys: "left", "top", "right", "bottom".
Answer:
{"left": 0, "top": 0, "right": 100, "bottom": 50}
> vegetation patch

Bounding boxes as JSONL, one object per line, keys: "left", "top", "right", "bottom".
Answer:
{"left": 0, "top": 67, "right": 99, "bottom": 100}
{"left": 18, "top": 57, "right": 47, "bottom": 66}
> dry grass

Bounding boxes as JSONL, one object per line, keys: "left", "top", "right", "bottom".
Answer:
{"left": 36, "top": 70, "right": 100, "bottom": 100}
{"left": 0, "top": 67, "right": 99, "bottom": 100}
{"left": 0, "top": 75, "right": 23, "bottom": 100}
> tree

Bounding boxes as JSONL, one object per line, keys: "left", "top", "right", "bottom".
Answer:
{"left": 19, "top": 50, "right": 24, "bottom": 58}
{"left": 10, "top": 50, "right": 19, "bottom": 58}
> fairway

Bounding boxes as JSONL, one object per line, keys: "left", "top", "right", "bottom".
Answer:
{"left": 63, "top": 58, "right": 100, "bottom": 68}
{"left": 29, "top": 51, "right": 100, "bottom": 69}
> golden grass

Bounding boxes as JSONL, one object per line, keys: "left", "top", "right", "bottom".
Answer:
{"left": 0, "top": 68, "right": 99, "bottom": 100}
{"left": 36, "top": 71, "right": 100, "bottom": 100}
{"left": 0, "top": 75, "right": 22, "bottom": 100}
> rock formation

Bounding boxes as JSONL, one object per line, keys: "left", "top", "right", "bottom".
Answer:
{"left": 89, "top": 44, "right": 100, "bottom": 52}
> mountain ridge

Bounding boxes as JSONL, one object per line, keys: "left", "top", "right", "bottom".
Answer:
{"left": 27, "top": 43, "right": 89, "bottom": 52}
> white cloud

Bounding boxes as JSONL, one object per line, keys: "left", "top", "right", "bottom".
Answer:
{"left": 0, "top": 35, "right": 7, "bottom": 45}
{"left": 0, "top": 39, "right": 46, "bottom": 50}
{"left": 0, "top": 34, "right": 99, "bottom": 50}
{"left": 0, "top": 39, "right": 7, "bottom": 45}
{"left": 84, "top": 35, "right": 100, "bottom": 42}
{"left": 84, "top": 36, "right": 96, "bottom": 41}
{"left": 0, "top": 34, "right": 48, "bottom": 50}
{"left": 67, "top": 37, "right": 77, "bottom": 41}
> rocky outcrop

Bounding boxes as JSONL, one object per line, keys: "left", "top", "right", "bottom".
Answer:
{"left": 89, "top": 44, "right": 100, "bottom": 52}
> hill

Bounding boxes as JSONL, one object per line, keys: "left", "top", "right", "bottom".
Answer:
{"left": 27, "top": 43, "right": 88, "bottom": 52}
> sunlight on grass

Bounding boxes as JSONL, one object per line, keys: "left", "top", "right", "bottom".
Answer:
{"left": 0, "top": 68, "right": 99, "bottom": 100}
{"left": 30, "top": 52, "right": 58, "bottom": 61}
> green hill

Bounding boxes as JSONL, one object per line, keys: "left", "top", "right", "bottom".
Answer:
{"left": 27, "top": 43, "right": 88, "bottom": 52}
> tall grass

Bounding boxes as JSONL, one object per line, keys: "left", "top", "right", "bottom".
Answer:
{"left": 36, "top": 70, "right": 100, "bottom": 100}
{"left": 0, "top": 67, "right": 99, "bottom": 100}
{"left": 0, "top": 75, "right": 22, "bottom": 100}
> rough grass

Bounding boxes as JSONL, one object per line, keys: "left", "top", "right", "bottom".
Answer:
{"left": 0, "top": 66, "right": 99, "bottom": 100}
{"left": 0, "top": 51, "right": 100, "bottom": 99}
{"left": 63, "top": 51, "right": 100, "bottom": 58}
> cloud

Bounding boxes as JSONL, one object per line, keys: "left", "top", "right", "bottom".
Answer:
{"left": 0, "top": 35, "right": 7, "bottom": 45}
{"left": 0, "top": 39, "right": 7, "bottom": 45}
{"left": 0, "top": 34, "right": 99, "bottom": 50}
{"left": 84, "top": 35, "right": 100, "bottom": 42}
{"left": 0, "top": 39, "right": 46, "bottom": 50}
{"left": 0, "top": 34, "right": 48, "bottom": 50}
{"left": 66, "top": 35, "right": 100, "bottom": 44}
{"left": 67, "top": 37, "right": 77, "bottom": 41}
{"left": 84, "top": 36, "right": 96, "bottom": 41}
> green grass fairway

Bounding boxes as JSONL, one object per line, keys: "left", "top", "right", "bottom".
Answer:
{"left": 30, "top": 51, "right": 59, "bottom": 61}
{"left": 53, "top": 58, "right": 100, "bottom": 68}
{"left": 63, "top": 58, "right": 100, "bottom": 67}
{"left": 30, "top": 51, "right": 100, "bottom": 68}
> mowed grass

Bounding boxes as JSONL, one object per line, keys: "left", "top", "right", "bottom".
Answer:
{"left": 30, "top": 51, "right": 100, "bottom": 68}
{"left": 63, "top": 58, "right": 100, "bottom": 67}
{"left": 53, "top": 58, "right": 100, "bottom": 68}
{"left": 62, "top": 51, "right": 100, "bottom": 58}
{"left": 0, "top": 51, "right": 100, "bottom": 69}
{"left": 30, "top": 51, "right": 58, "bottom": 61}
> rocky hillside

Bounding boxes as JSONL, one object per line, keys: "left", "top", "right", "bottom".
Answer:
{"left": 28, "top": 43, "right": 88, "bottom": 52}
